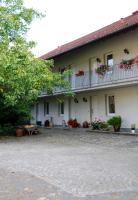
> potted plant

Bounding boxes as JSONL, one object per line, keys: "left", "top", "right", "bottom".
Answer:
{"left": 131, "top": 124, "right": 136, "bottom": 134}
{"left": 75, "top": 70, "right": 84, "bottom": 76}
{"left": 72, "top": 119, "right": 79, "bottom": 128}
{"left": 107, "top": 116, "right": 122, "bottom": 132}
{"left": 82, "top": 121, "right": 89, "bottom": 128}
{"left": 67, "top": 119, "right": 73, "bottom": 128}
{"left": 119, "top": 59, "right": 133, "bottom": 69}
{"left": 131, "top": 56, "right": 138, "bottom": 65}
{"left": 95, "top": 64, "right": 109, "bottom": 76}
{"left": 67, "top": 119, "right": 79, "bottom": 128}
{"left": 16, "top": 126, "right": 25, "bottom": 137}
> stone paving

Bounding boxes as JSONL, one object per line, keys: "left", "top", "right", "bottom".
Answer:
{"left": 0, "top": 128, "right": 138, "bottom": 199}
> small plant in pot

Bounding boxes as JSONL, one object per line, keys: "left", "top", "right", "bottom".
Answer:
{"left": 107, "top": 116, "right": 122, "bottom": 132}
{"left": 82, "top": 121, "right": 89, "bottom": 128}
{"left": 131, "top": 124, "right": 136, "bottom": 134}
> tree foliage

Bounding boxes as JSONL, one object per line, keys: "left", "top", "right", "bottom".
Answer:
{"left": 0, "top": 0, "right": 71, "bottom": 125}
{"left": 0, "top": 0, "right": 71, "bottom": 116}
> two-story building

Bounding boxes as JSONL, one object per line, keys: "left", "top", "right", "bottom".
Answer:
{"left": 32, "top": 11, "right": 138, "bottom": 130}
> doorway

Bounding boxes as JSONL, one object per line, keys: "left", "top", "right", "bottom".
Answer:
{"left": 90, "top": 95, "right": 98, "bottom": 122}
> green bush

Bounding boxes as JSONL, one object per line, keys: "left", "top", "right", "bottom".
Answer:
{"left": 0, "top": 124, "right": 15, "bottom": 136}
{"left": 92, "top": 120, "right": 108, "bottom": 130}
{"left": 107, "top": 116, "right": 122, "bottom": 132}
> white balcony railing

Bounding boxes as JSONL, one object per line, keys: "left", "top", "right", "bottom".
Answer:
{"left": 74, "top": 64, "right": 138, "bottom": 90}
{"left": 40, "top": 64, "right": 138, "bottom": 96}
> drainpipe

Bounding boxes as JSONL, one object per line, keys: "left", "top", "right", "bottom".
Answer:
{"left": 89, "top": 96, "right": 93, "bottom": 124}
{"left": 68, "top": 98, "right": 71, "bottom": 120}
{"left": 89, "top": 58, "right": 92, "bottom": 88}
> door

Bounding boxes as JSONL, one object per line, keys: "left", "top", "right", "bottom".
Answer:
{"left": 90, "top": 57, "right": 98, "bottom": 85}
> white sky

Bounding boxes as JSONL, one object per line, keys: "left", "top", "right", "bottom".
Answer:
{"left": 24, "top": 0, "right": 138, "bottom": 56}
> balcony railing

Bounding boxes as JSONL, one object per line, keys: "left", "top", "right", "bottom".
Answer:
{"left": 40, "top": 64, "right": 138, "bottom": 96}
{"left": 74, "top": 64, "right": 138, "bottom": 90}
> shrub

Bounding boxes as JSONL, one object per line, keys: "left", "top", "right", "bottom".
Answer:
{"left": 0, "top": 123, "right": 15, "bottom": 136}
{"left": 107, "top": 116, "right": 122, "bottom": 132}
{"left": 92, "top": 119, "right": 108, "bottom": 130}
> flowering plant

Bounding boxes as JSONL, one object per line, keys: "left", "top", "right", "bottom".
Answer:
{"left": 119, "top": 56, "right": 138, "bottom": 70}
{"left": 119, "top": 59, "right": 133, "bottom": 69}
{"left": 67, "top": 119, "right": 80, "bottom": 128}
{"left": 91, "top": 118, "right": 108, "bottom": 130}
{"left": 95, "top": 64, "right": 109, "bottom": 76}
{"left": 75, "top": 70, "right": 84, "bottom": 76}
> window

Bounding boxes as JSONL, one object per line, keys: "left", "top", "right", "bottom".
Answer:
{"left": 61, "top": 102, "right": 64, "bottom": 115}
{"left": 36, "top": 103, "right": 39, "bottom": 116}
{"left": 59, "top": 102, "right": 64, "bottom": 115}
{"left": 107, "top": 54, "right": 113, "bottom": 67}
{"left": 44, "top": 101, "right": 49, "bottom": 115}
{"left": 108, "top": 95, "right": 115, "bottom": 114}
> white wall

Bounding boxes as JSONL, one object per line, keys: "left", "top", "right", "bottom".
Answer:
{"left": 33, "top": 85, "right": 138, "bottom": 128}
{"left": 69, "top": 85, "right": 138, "bottom": 128}
{"left": 70, "top": 93, "right": 90, "bottom": 122}
{"left": 32, "top": 97, "right": 69, "bottom": 126}
{"left": 33, "top": 28, "right": 138, "bottom": 128}
{"left": 54, "top": 28, "right": 138, "bottom": 75}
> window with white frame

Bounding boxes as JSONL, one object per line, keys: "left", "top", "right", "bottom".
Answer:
{"left": 108, "top": 95, "right": 115, "bottom": 114}
{"left": 59, "top": 102, "right": 64, "bottom": 115}
{"left": 44, "top": 101, "right": 49, "bottom": 115}
{"left": 106, "top": 54, "right": 113, "bottom": 67}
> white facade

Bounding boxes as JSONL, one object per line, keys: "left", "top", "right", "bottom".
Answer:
{"left": 32, "top": 26, "right": 138, "bottom": 129}
{"left": 32, "top": 85, "right": 138, "bottom": 129}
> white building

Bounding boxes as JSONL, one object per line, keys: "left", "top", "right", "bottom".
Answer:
{"left": 32, "top": 11, "right": 138, "bottom": 130}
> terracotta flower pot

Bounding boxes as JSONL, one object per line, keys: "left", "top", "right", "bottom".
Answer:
{"left": 16, "top": 127, "right": 24, "bottom": 137}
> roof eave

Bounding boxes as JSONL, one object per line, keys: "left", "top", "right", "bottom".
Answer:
{"left": 41, "top": 23, "right": 138, "bottom": 60}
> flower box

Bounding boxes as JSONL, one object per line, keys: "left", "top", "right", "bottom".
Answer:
{"left": 119, "top": 56, "right": 138, "bottom": 70}
{"left": 119, "top": 59, "right": 132, "bottom": 69}
{"left": 95, "top": 64, "right": 109, "bottom": 76}
{"left": 75, "top": 70, "right": 84, "bottom": 76}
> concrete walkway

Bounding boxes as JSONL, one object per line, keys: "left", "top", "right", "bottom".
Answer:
{"left": 0, "top": 128, "right": 138, "bottom": 199}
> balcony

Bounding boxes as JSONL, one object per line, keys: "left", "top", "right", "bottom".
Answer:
{"left": 40, "top": 63, "right": 138, "bottom": 96}
{"left": 73, "top": 64, "right": 138, "bottom": 91}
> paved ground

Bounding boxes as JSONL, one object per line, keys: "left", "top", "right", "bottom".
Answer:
{"left": 0, "top": 128, "right": 138, "bottom": 200}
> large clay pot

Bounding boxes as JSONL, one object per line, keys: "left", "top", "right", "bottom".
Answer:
{"left": 16, "top": 127, "right": 24, "bottom": 137}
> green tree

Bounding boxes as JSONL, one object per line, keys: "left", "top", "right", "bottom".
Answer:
{"left": 0, "top": 0, "right": 71, "bottom": 124}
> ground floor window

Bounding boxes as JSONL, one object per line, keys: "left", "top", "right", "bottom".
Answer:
{"left": 44, "top": 101, "right": 49, "bottom": 115}
{"left": 36, "top": 103, "right": 39, "bottom": 116}
{"left": 108, "top": 95, "right": 115, "bottom": 114}
{"left": 59, "top": 102, "right": 64, "bottom": 115}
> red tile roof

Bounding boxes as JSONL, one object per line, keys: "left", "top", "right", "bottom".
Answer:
{"left": 41, "top": 11, "right": 138, "bottom": 60}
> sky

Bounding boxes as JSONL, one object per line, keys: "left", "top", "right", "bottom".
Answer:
{"left": 24, "top": 0, "right": 138, "bottom": 57}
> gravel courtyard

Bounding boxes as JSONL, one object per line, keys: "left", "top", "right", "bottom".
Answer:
{"left": 0, "top": 128, "right": 138, "bottom": 200}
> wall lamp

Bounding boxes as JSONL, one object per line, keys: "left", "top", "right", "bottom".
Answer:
{"left": 83, "top": 97, "right": 87, "bottom": 102}
{"left": 124, "top": 48, "right": 129, "bottom": 54}
{"left": 96, "top": 58, "right": 101, "bottom": 63}
{"left": 74, "top": 98, "right": 79, "bottom": 103}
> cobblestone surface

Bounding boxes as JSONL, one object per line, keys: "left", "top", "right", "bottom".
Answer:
{"left": 0, "top": 128, "right": 138, "bottom": 199}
